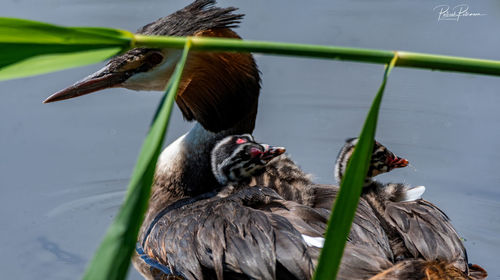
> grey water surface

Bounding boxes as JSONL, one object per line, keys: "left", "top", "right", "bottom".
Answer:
{"left": 1, "top": 0, "right": 499, "bottom": 279}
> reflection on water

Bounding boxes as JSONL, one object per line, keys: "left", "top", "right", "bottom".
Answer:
{"left": 38, "top": 236, "right": 86, "bottom": 265}
{"left": 46, "top": 179, "right": 129, "bottom": 217}
{"left": 1, "top": 0, "right": 500, "bottom": 279}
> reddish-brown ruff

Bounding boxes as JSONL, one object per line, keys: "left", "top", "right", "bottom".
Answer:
{"left": 177, "top": 28, "right": 260, "bottom": 133}
{"left": 369, "top": 260, "right": 487, "bottom": 280}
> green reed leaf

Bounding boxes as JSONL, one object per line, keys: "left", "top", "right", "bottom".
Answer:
{"left": 0, "top": 18, "right": 133, "bottom": 80}
{"left": 313, "top": 55, "right": 398, "bottom": 280}
{"left": 0, "top": 48, "right": 120, "bottom": 81}
{"left": 81, "top": 40, "right": 192, "bottom": 280}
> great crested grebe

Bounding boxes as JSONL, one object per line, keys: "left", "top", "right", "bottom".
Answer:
{"left": 44, "top": 1, "right": 481, "bottom": 279}
{"left": 138, "top": 134, "right": 321, "bottom": 279}
{"left": 335, "top": 138, "right": 487, "bottom": 280}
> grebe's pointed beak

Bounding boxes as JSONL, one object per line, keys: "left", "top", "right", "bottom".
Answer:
{"left": 43, "top": 65, "right": 130, "bottom": 103}
{"left": 261, "top": 144, "right": 286, "bottom": 162}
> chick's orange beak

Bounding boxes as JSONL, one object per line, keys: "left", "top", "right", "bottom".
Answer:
{"left": 387, "top": 154, "right": 409, "bottom": 169}
{"left": 261, "top": 144, "right": 286, "bottom": 162}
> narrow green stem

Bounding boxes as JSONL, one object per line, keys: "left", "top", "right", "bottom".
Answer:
{"left": 313, "top": 55, "right": 399, "bottom": 280}
{"left": 134, "top": 34, "right": 500, "bottom": 76}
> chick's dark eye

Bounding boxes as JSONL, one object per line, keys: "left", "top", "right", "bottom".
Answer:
{"left": 147, "top": 52, "right": 164, "bottom": 66}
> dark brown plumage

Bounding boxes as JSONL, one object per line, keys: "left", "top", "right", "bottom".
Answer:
{"left": 143, "top": 187, "right": 315, "bottom": 280}
{"left": 137, "top": 0, "right": 242, "bottom": 36}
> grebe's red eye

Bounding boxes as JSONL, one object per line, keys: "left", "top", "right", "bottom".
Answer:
{"left": 236, "top": 138, "right": 247, "bottom": 144}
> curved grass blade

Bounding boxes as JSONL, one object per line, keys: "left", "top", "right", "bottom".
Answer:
{"left": 81, "top": 40, "right": 192, "bottom": 280}
{"left": 0, "top": 48, "right": 120, "bottom": 81}
{"left": 0, "top": 18, "right": 133, "bottom": 80}
{"left": 0, "top": 18, "right": 132, "bottom": 44}
{"left": 313, "top": 55, "right": 399, "bottom": 280}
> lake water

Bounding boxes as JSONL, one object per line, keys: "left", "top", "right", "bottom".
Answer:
{"left": 1, "top": 0, "right": 499, "bottom": 279}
